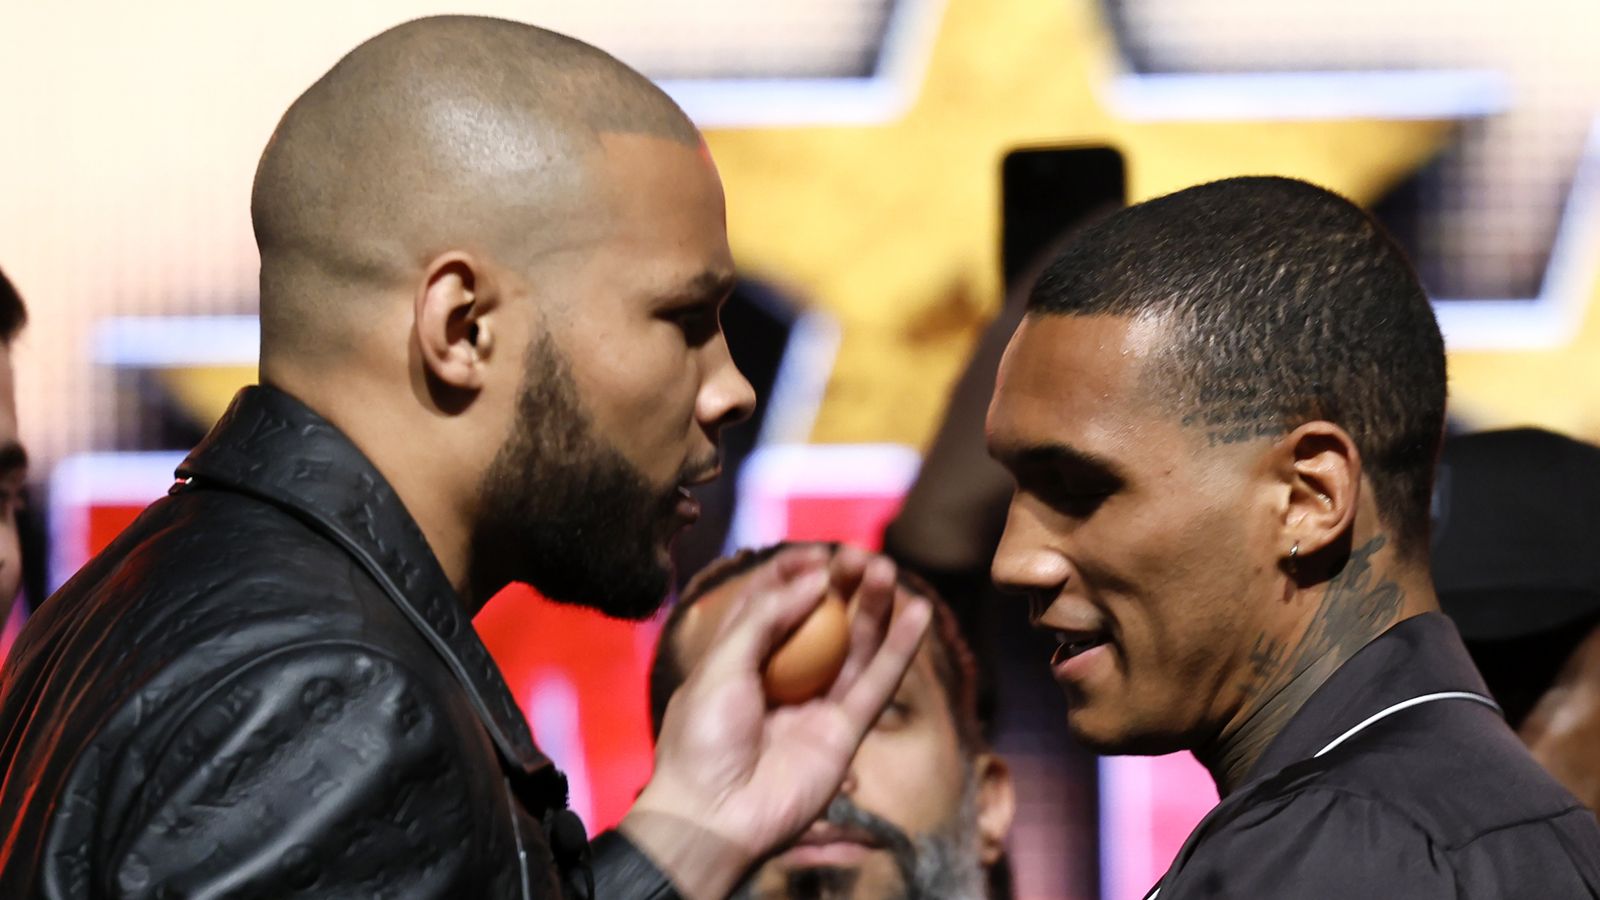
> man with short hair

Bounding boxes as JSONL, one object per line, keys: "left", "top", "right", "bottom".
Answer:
{"left": 0, "top": 17, "right": 929, "bottom": 899}
{"left": 0, "top": 266, "right": 27, "bottom": 626}
{"left": 986, "top": 176, "right": 1600, "bottom": 897}
{"left": 651, "top": 543, "right": 1015, "bottom": 900}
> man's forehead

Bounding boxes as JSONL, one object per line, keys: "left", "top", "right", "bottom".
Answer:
{"left": 988, "top": 313, "right": 1169, "bottom": 451}
{"left": 574, "top": 136, "right": 733, "bottom": 289}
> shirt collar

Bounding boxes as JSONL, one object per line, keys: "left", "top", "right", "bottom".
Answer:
{"left": 177, "top": 384, "right": 551, "bottom": 775}
{"left": 1248, "top": 612, "right": 1494, "bottom": 780}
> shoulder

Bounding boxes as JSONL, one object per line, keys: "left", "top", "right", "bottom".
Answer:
{"left": 52, "top": 641, "right": 516, "bottom": 899}
{"left": 1298, "top": 698, "right": 1592, "bottom": 847}
{"left": 37, "top": 485, "right": 412, "bottom": 673}
{"left": 1168, "top": 784, "right": 1455, "bottom": 899}
{"left": 13, "top": 483, "right": 427, "bottom": 739}
{"left": 1166, "top": 700, "right": 1600, "bottom": 900}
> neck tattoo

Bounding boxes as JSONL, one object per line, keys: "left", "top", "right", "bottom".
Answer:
{"left": 1200, "top": 534, "right": 1406, "bottom": 795}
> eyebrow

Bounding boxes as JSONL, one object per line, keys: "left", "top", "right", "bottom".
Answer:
{"left": 994, "top": 441, "right": 1125, "bottom": 482}
{"left": 661, "top": 269, "right": 736, "bottom": 305}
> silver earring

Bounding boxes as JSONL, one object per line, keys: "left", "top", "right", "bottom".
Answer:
{"left": 1287, "top": 541, "right": 1300, "bottom": 574}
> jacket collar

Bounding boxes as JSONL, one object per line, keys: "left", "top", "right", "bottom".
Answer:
{"left": 177, "top": 385, "right": 550, "bottom": 775}
{"left": 1249, "top": 611, "right": 1494, "bottom": 780}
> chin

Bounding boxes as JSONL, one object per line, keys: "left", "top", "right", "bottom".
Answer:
{"left": 1067, "top": 709, "right": 1191, "bottom": 757}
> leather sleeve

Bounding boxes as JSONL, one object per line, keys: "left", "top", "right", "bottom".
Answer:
{"left": 80, "top": 641, "right": 522, "bottom": 900}
{"left": 589, "top": 830, "right": 682, "bottom": 900}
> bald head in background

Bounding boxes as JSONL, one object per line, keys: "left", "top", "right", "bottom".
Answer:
{"left": 250, "top": 15, "right": 753, "bottom": 613}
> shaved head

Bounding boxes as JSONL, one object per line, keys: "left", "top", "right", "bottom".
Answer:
{"left": 252, "top": 15, "right": 700, "bottom": 363}
{"left": 246, "top": 15, "right": 749, "bottom": 612}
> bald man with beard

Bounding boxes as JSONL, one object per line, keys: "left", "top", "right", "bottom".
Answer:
{"left": 0, "top": 17, "right": 929, "bottom": 900}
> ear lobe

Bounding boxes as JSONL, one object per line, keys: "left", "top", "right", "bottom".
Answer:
{"left": 972, "top": 752, "right": 1016, "bottom": 866}
{"left": 1279, "top": 421, "right": 1360, "bottom": 563}
{"left": 415, "top": 254, "right": 492, "bottom": 393}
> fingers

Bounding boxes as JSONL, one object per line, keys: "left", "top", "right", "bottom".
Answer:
{"left": 827, "top": 555, "right": 898, "bottom": 701}
{"left": 768, "top": 544, "right": 833, "bottom": 586}
{"left": 706, "top": 545, "right": 831, "bottom": 646}
{"left": 827, "top": 544, "right": 873, "bottom": 601}
{"left": 739, "top": 545, "right": 830, "bottom": 598}
{"left": 836, "top": 596, "right": 933, "bottom": 729}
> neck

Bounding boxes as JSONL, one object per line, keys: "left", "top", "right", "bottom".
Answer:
{"left": 398, "top": 474, "right": 479, "bottom": 609}
{"left": 1196, "top": 532, "right": 1435, "bottom": 795}
{"left": 265, "top": 369, "right": 484, "bottom": 612}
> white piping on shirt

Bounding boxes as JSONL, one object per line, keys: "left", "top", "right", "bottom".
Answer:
{"left": 1143, "top": 689, "right": 1501, "bottom": 900}
{"left": 1312, "top": 691, "right": 1501, "bottom": 758}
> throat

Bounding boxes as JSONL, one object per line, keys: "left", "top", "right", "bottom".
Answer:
{"left": 1198, "top": 654, "right": 1341, "bottom": 795}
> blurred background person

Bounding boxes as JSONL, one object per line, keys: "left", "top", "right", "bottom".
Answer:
{"left": 650, "top": 542, "right": 1017, "bottom": 900}
{"left": 1434, "top": 427, "right": 1600, "bottom": 816}
{"left": 0, "top": 266, "right": 27, "bottom": 626}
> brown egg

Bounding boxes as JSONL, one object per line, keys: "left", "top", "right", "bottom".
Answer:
{"left": 763, "top": 588, "right": 851, "bottom": 704}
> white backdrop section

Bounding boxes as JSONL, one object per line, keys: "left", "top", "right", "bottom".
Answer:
{"left": 0, "top": 0, "right": 898, "bottom": 470}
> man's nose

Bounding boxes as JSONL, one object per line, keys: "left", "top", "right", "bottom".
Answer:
{"left": 697, "top": 334, "right": 756, "bottom": 432}
{"left": 991, "top": 497, "right": 1072, "bottom": 599}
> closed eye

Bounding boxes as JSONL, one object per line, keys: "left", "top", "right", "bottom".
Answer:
{"left": 873, "top": 699, "right": 913, "bottom": 731}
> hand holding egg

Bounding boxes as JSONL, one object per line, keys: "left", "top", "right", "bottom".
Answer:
{"left": 762, "top": 587, "right": 851, "bottom": 704}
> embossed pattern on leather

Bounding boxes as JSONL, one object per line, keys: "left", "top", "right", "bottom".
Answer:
{"left": 0, "top": 386, "right": 631, "bottom": 899}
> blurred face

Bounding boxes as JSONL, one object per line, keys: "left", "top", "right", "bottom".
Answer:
{"left": 987, "top": 314, "right": 1283, "bottom": 754}
{"left": 0, "top": 344, "right": 23, "bottom": 613}
{"left": 674, "top": 570, "right": 1008, "bottom": 900}
{"left": 477, "top": 133, "right": 754, "bottom": 617}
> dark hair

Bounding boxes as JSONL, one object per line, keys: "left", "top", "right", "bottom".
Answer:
{"left": 1027, "top": 176, "right": 1445, "bottom": 557}
{"left": 649, "top": 542, "right": 986, "bottom": 750}
{"left": 0, "top": 266, "right": 28, "bottom": 345}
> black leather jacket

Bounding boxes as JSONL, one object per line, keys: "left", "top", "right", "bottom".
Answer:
{"left": 0, "top": 386, "right": 677, "bottom": 899}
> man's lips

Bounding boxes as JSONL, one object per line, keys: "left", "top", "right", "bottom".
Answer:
{"left": 794, "top": 823, "right": 883, "bottom": 849}
{"left": 779, "top": 824, "right": 884, "bottom": 868}
{"left": 674, "top": 486, "right": 702, "bottom": 524}
{"left": 1049, "top": 627, "right": 1111, "bottom": 665}
{"left": 1031, "top": 599, "right": 1114, "bottom": 669}
{"left": 670, "top": 464, "right": 721, "bottom": 527}
{"left": 682, "top": 463, "right": 722, "bottom": 489}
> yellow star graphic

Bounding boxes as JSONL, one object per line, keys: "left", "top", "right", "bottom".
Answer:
{"left": 1448, "top": 291, "right": 1600, "bottom": 440}
{"left": 704, "top": 0, "right": 1459, "bottom": 445}
{"left": 160, "top": 0, "right": 1464, "bottom": 443}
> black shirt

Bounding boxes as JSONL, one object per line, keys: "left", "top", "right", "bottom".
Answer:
{"left": 1147, "top": 613, "right": 1600, "bottom": 899}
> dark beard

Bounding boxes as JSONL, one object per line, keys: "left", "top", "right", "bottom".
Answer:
{"left": 470, "top": 333, "right": 680, "bottom": 620}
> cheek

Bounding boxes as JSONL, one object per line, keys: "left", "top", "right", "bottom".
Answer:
{"left": 852, "top": 725, "right": 968, "bottom": 835}
{"left": 1096, "top": 494, "right": 1268, "bottom": 676}
{"left": 569, "top": 328, "right": 699, "bottom": 471}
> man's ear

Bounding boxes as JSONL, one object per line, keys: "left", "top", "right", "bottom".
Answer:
{"left": 1274, "top": 421, "right": 1360, "bottom": 567}
{"left": 415, "top": 252, "right": 495, "bottom": 392}
{"left": 972, "top": 751, "right": 1016, "bottom": 867}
